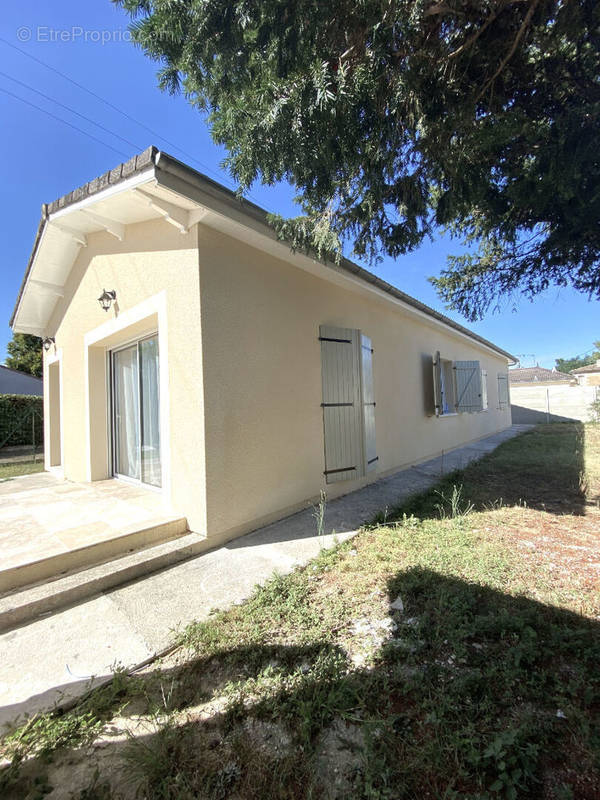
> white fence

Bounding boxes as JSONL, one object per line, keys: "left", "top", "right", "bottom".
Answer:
{"left": 510, "top": 383, "right": 600, "bottom": 424}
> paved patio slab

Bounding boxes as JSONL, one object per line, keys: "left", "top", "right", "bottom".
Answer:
{"left": 0, "top": 475, "right": 178, "bottom": 573}
{"left": 0, "top": 425, "right": 532, "bottom": 729}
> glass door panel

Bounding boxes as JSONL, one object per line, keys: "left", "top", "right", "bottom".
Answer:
{"left": 111, "top": 334, "right": 161, "bottom": 487}
{"left": 112, "top": 344, "right": 140, "bottom": 481}
{"left": 139, "top": 336, "right": 161, "bottom": 487}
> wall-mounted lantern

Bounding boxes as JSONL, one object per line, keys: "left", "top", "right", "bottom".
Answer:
{"left": 42, "top": 337, "right": 55, "bottom": 351}
{"left": 98, "top": 289, "right": 117, "bottom": 312}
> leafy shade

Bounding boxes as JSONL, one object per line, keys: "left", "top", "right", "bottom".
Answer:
{"left": 116, "top": 0, "right": 600, "bottom": 320}
{"left": 5, "top": 334, "right": 42, "bottom": 378}
{"left": 555, "top": 340, "right": 600, "bottom": 374}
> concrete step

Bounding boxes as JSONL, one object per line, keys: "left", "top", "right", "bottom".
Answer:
{"left": 0, "top": 516, "right": 189, "bottom": 595}
{"left": 0, "top": 529, "right": 210, "bottom": 633}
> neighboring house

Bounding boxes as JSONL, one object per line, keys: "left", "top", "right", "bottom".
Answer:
{"left": 10, "top": 147, "right": 514, "bottom": 545}
{"left": 510, "top": 364, "right": 598, "bottom": 424}
{"left": 509, "top": 365, "right": 573, "bottom": 385}
{"left": 0, "top": 365, "right": 43, "bottom": 396}
{"left": 570, "top": 360, "right": 600, "bottom": 387}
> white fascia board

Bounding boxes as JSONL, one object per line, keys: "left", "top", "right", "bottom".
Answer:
{"left": 13, "top": 168, "right": 157, "bottom": 334}
{"left": 48, "top": 167, "right": 156, "bottom": 221}
{"left": 12, "top": 222, "right": 51, "bottom": 335}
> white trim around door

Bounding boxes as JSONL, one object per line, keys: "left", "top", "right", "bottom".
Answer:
{"left": 84, "top": 291, "right": 171, "bottom": 499}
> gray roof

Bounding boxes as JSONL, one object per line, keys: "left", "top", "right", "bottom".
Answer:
{"left": 509, "top": 366, "right": 572, "bottom": 383}
{"left": 0, "top": 365, "right": 43, "bottom": 396}
{"left": 11, "top": 146, "right": 515, "bottom": 362}
{"left": 570, "top": 360, "right": 600, "bottom": 374}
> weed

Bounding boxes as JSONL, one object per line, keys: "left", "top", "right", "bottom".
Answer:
{"left": 312, "top": 489, "right": 327, "bottom": 544}
{"left": 433, "top": 483, "right": 475, "bottom": 519}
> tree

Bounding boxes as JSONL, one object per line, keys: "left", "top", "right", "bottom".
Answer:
{"left": 117, "top": 0, "right": 600, "bottom": 320}
{"left": 555, "top": 340, "right": 600, "bottom": 374}
{"left": 5, "top": 334, "right": 42, "bottom": 378}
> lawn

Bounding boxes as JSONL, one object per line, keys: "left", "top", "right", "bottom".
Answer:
{"left": 0, "top": 459, "right": 44, "bottom": 481}
{"left": 2, "top": 424, "right": 599, "bottom": 799}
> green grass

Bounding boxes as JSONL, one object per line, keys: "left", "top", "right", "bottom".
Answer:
{"left": 0, "top": 459, "right": 44, "bottom": 480}
{"left": 2, "top": 424, "right": 600, "bottom": 799}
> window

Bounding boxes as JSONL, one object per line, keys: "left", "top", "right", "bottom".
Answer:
{"left": 432, "top": 353, "right": 484, "bottom": 415}
{"left": 440, "top": 359, "right": 455, "bottom": 415}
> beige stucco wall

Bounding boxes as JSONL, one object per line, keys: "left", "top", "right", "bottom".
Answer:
{"left": 44, "top": 218, "right": 207, "bottom": 533}
{"left": 43, "top": 214, "right": 511, "bottom": 543}
{"left": 197, "top": 225, "right": 512, "bottom": 542}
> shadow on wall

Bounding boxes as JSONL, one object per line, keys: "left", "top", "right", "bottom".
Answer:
{"left": 3, "top": 567, "right": 599, "bottom": 798}
{"left": 511, "top": 405, "right": 578, "bottom": 424}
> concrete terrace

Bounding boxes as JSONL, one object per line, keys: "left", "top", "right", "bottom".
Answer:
{"left": 0, "top": 474, "right": 187, "bottom": 593}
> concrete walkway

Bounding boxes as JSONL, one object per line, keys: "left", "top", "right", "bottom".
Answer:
{"left": 0, "top": 425, "right": 531, "bottom": 729}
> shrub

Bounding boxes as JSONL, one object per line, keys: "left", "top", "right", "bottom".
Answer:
{"left": 0, "top": 394, "right": 44, "bottom": 448}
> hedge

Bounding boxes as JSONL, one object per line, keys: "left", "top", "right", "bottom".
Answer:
{"left": 0, "top": 394, "right": 44, "bottom": 448}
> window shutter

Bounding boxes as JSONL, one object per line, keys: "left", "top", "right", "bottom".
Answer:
{"left": 360, "top": 334, "right": 377, "bottom": 472}
{"left": 497, "top": 372, "right": 510, "bottom": 409}
{"left": 319, "top": 325, "right": 364, "bottom": 483}
{"left": 454, "top": 360, "right": 483, "bottom": 413}
{"left": 432, "top": 351, "right": 442, "bottom": 416}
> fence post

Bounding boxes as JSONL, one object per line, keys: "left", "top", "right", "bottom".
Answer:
{"left": 32, "top": 409, "right": 36, "bottom": 463}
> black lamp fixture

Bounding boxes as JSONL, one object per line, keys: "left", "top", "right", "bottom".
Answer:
{"left": 42, "top": 337, "right": 55, "bottom": 351}
{"left": 98, "top": 289, "right": 116, "bottom": 312}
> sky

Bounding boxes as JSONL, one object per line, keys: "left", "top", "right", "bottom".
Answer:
{"left": 1, "top": 0, "right": 597, "bottom": 369}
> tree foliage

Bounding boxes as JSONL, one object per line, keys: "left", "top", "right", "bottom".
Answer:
{"left": 116, "top": 0, "right": 600, "bottom": 319}
{"left": 5, "top": 334, "right": 42, "bottom": 378}
{"left": 555, "top": 340, "right": 600, "bottom": 373}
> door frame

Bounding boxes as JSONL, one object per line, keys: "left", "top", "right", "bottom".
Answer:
{"left": 84, "top": 291, "right": 170, "bottom": 498}
{"left": 44, "top": 348, "right": 63, "bottom": 476}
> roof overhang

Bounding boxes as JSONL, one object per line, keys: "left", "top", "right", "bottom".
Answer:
{"left": 11, "top": 147, "right": 516, "bottom": 363}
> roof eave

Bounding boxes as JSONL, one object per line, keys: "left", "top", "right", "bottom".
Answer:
{"left": 11, "top": 146, "right": 516, "bottom": 363}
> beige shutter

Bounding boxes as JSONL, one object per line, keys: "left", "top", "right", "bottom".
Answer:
{"left": 432, "top": 351, "right": 442, "bottom": 416}
{"left": 454, "top": 360, "right": 483, "bottom": 413}
{"left": 360, "top": 334, "right": 377, "bottom": 472}
{"left": 319, "top": 325, "right": 364, "bottom": 483}
{"left": 497, "top": 372, "right": 510, "bottom": 409}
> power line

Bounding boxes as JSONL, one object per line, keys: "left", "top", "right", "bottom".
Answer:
{"left": 0, "top": 36, "right": 242, "bottom": 191}
{"left": 0, "top": 86, "right": 129, "bottom": 158}
{"left": 0, "top": 70, "right": 143, "bottom": 153}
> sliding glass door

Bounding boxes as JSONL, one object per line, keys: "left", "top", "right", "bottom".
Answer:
{"left": 111, "top": 334, "right": 161, "bottom": 487}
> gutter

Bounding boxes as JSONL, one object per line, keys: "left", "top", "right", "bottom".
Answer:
{"left": 11, "top": 146, "right": 516, "bottom": 364}
{"left": 155, "top": 149, "right": 517, "bottom": 364}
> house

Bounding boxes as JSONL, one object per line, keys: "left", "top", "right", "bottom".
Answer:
{"left": 0, "top": 365, "right": 43, "bottom": 396}
{"left": 570, "top": 360, "right": 600, "bottom": 387}
{"left": 509, "top": 365, "right": 573, "bottom": 384}
{"left": 10, "top": 147, "right": 514, "bottom": 546}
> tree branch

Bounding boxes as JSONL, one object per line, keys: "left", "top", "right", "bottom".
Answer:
{"left": 474, "top": 0, "right": 540, "bottom": 104}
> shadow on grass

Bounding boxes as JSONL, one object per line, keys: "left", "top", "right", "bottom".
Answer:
{"left": 3, "top": 566, "right": 599, "bottom": 799}
{"left": 381, "top": 423, "right": 589, "bottom": 522}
